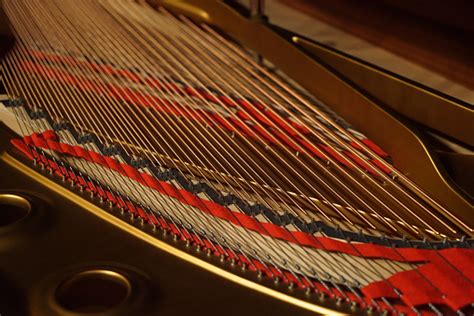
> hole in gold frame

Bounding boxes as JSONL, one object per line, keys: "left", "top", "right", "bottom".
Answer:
{"left": 0, "top": 194, "right": 31, "bottom": 227}
{"left": 55, "top": 270, "right": 132, "bottom": 313}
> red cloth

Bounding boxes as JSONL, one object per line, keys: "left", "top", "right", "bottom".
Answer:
{"left": 11, "top": 132, "right": 474, "bottom": 312}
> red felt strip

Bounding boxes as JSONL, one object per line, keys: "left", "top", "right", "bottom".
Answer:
{"left": 266, "top": 110, "right": 299, "bottom": 137}
{"left": 344, "top": 151, "right": 378, "bottom": 176}
{"left": 297, "top": 138, "right": 328, "bottom": 160}
{"left": 361, "top": 281, "right": 399, "bottom": 300}
{"left": 10, "top": 139, "right": 33, "bottom": 160}
{"left": 18, "top": 135, "right": 474, "bottom": 312}
{"left": 361, "top": 138, "right": 389, "bottom": 158}
{"left": 237, "top": 99, "right": 274, "bottom": 127}
{"left": 319, "top": 144, "right": 352, "bottom": 168}
{"left": 370, "top": 158, "right": 393, "bottom": 175}
{"left": 21, "top": 57, "right": 394, "bottom": 179}
{"left": 389, "top": 269, "right": 445, "bottom": 307}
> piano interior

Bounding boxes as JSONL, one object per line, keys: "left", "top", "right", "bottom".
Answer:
{"left": 0, "top": 1, "right": 472, "bottom": 315}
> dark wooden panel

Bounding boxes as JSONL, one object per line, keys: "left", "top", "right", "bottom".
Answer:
{"left": 279, "top": 0, "right": 474, "bottom": 91}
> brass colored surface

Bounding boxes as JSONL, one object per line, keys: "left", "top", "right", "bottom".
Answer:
{"left": 0, "top": 193, "right": 31, "bottom": 212}
{"left": 152, "top": 0, "right": 473, "bottom": 234}
{"left": 0, "top": 124, "right": 349, "bottom": 315}
{"left": 292, "top": 36, "right": 474, "bottom": 147}
{"left": 436, "top": 151, "right": 474, "bottom": 198}
{"left": 157, "top": 0, "right": 210, "bottom": 21}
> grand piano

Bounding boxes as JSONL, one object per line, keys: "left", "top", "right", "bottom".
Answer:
{"left": 0, "top": 1, "right": 472, "bottom": 315}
